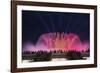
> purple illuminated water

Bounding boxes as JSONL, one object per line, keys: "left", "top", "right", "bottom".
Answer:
{"left": 22, "top": 33, "right": 89, "bottom": 52}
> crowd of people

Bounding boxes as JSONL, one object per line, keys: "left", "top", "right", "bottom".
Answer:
{"left": 22, "top": 50, "right": 90, "bottom": 61}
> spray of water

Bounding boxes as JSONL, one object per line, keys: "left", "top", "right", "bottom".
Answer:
{"left": 23, "top": 33, "right": 89, "bottom": 52}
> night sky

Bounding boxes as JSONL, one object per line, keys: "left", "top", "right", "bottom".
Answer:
{"left": 22, "top": 10, "right": 90, "bottom": 44}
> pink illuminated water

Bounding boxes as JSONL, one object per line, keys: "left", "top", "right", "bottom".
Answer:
{"left": 23, "top": 33, "right": 89, "bottom": 52}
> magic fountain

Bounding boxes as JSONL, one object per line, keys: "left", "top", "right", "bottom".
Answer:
{"left": 23, "top": 33, "right": 89, "bottom": 52}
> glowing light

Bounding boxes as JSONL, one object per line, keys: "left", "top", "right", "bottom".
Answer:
{"left": 23, "top": 33, "right": 89, "bottom": 52}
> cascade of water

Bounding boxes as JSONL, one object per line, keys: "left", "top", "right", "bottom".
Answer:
{"left": 23, "top": 33, "right": 89, "bottom": 52}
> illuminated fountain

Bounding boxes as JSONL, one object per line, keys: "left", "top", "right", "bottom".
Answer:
{"left": 23, "top": 32, "right": 89, "bottom": 52}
